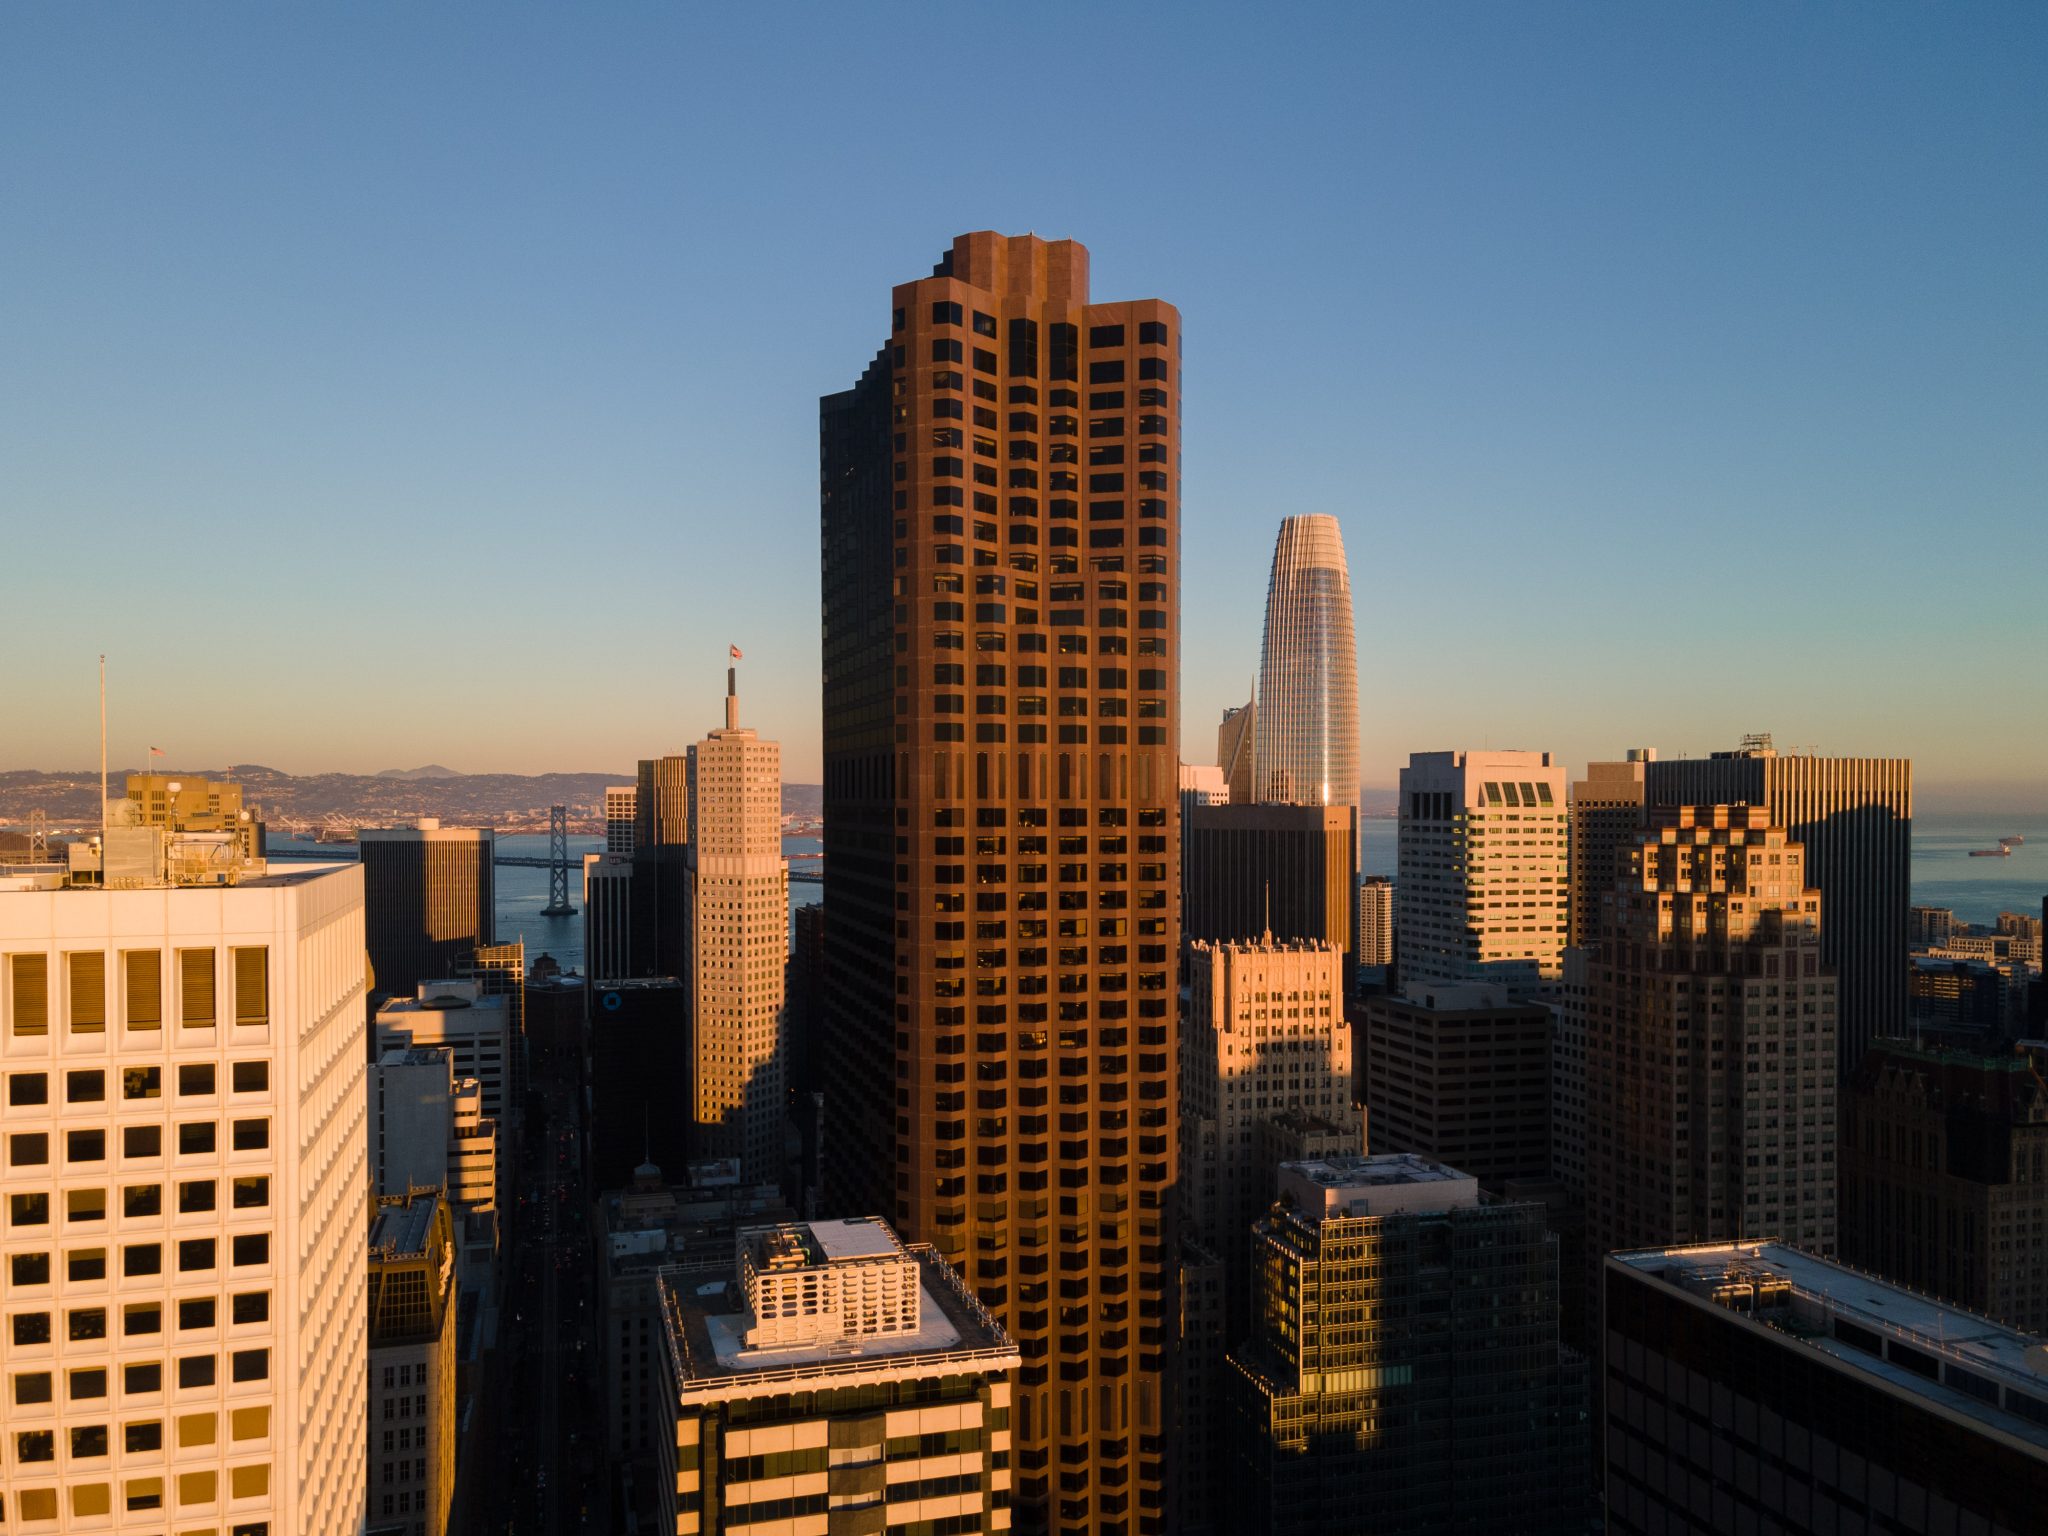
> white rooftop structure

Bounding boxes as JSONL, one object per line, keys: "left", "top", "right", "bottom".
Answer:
{"left": 1279, "top": 1152, "right": 1482, "bottom": 1219}
{"left": 735, "top": 1218, "right": 921, "bottom": 1351}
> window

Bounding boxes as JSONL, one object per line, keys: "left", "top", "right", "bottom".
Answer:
{"left": 178, "top": 1239, "right": 215, "bottom": 1273}
{"left": 123, "top": 1303, "right": 161, "bottom": 1335}
{"left": 68, "top": 1129, "right": 106, "bottom": 1163}
{"left": 178, "top": 1181, "right": 216, "bottom": 1214}
{"left": 68, "top": 951, "right": 106, "bottom": 1032}
{"left": 11, "top": 1132, "right": 49, "bottom": 1166}
{"left": 972, "top": 310, "right": 996, "bottom": 337}
{"left": 1138, "top": 320, "right": 1169, "bottom": 345}
{"left": 15, "top": 1371, "right": 53, "bottom": 1404}
{"left": 178, "top": 950, "right": 215, "bottom": 1027}
{"left": 71, "top": 1424, "right": 109, "bottom": 1457}
{"left": 177, "top": 1355, "right": 216, "bottom": 1389}
{"left": 11, "top": 1252, "right": 50, "bottom": 1285}
{"left": 69, "top": 1366, "right": 107, "bottom": 1399}
{"left": 1089, "top": 360, "right": 1125, "bottom": 384}
{"left": 124, "top": 1125, "right": 162, "bottom": 1158}
{"left": 10, "top": 954, "right": 49, "bottom": 1036}
{"left": 124, "top": 1362, "right": 162, "bottom": 1393}
{"left": 231, "top": 1061, "right": 268, "bottom": 1094}
{"left": 178, "top": 1123, "right": 216, "bottom": 1155}
{"left": 68, "top": 1069, "right": 106, "bottom": 1102}
{"left": 178, "top": 1298, "right": 216, "bottom": 1330}
{"left": 231, "top": 948, "right": 267, "bottom": 1023}
{"left": 66, "top": 1249, "right": 106, "bottom": 1281}
{"left": 231, "top": 1176, "right": 268, "bottom": 1210}
{"left": 16, "top": 1429, "right": 55, "bottom": 1462}
{"left": 10, "top": 1192, "right": 49, "bottom": 1226}
{"left": 230, "top": 1348, "right": 267, "bottom": 1382}
{"left": 931, "top": 300, "right": 962, "bottom": 326}
{"left": 126, "top": 1421, "right": 163, "bottom": 1452}
{"left": 68, "top": 1307, "right": 107, "bottom": 1340}
{"left": 178, "top": 1064, "right": 216, "bottom": 1096}
{"left": 8, "top": 1071, "right": 47, "bottom": 1105}
{"left": 125, "top": 950, "right": 162, "bottom": 1028}
{"left": 231, "top": 1291, "right": 269, "bottom": 1325}
{"left": 123, "top": 1066, "right": 162, "bottom": 1100}
{"left": 1090, "top": 324, "right": 1126, "bottom": 347}
{"left": 124, "top": 1185, "right": 162, "bottom": 1218}
{"left": 232, "top": 1233, "right": 268, "bottom": 1267}
{"left": 931, "top": 338, "right": 963, "bottom": 363}
{"left": 124, "top": 1244, "right": 161, "bottom": 1278}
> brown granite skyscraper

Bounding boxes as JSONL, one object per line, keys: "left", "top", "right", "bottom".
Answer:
{"left": 822, "top": 232, "right": 1180, "bottom": 1536}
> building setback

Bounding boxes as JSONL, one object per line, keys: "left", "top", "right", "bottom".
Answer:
{"left": 1359, "top": 982, "right": 1551, "bottom": 1191}
{"left": 1582, "top": 806, "right": 1838, "bottom": 1287}
{"left": 1646, "top": 738, "right": 1911, "bottom": 1074}
{"left": 820, "top": 230, "right": 1181, "bottom": 1533}
{"left": 655, "top": 1217, "right": 1020, "bottom": 1534}
{"left": 1604, "top": 1242, "right": 2048, "bottom": 1535}
{"left": 1227, "top": 1155, "right": 1589, "bottom": 1535}
{"left": 359, "top": 821, "right": 495, "bottom": 1005}
{"left": 1396, "top": 750, "right": 1568, "bottom": 995}
{"left": 0, "top": 788, "right": 369, "bottom": 1536}
{"left": 1840, "top": 1040, "right": 2048, "bottom": 1333}
{"left": 1252, "top": 513, "right": 1360, "bottom": 821}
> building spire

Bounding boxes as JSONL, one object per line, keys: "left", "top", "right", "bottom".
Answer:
{"left": 726, "top": 644, "right": 742, "bottom": 730}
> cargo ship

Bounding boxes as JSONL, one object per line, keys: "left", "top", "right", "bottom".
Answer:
{"left": 2000, "top": 835, "right": 2024, "bottom": 847}
{"left": 1968, "top": 846, "right": 2012, "bottom": 858}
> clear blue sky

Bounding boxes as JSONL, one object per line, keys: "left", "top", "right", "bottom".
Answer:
{"left": 3, "top": 4, "right": 2042, "bottom": 805}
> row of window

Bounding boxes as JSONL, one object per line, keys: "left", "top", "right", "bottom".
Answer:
{"left": 3, "top": 949, "right": 268, "bottom": 1036}
{"left": 7, "top": 1063, "right": 267, "bottom": 1106}
{"left": 0, "top": 1476, "right": 272, "bottom": 1523}
{"left": 8, "top": 1172, "right": 269, "bottom": 1226}
{"left": 4, "top": 1231, "right": 269, "bottom": 1277}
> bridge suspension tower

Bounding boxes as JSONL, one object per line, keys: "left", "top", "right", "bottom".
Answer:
{"left": 539, "top": 804, "right": 576, "bottom": 916}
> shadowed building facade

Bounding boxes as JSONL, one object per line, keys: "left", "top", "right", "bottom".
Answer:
{"left": 1182, "top": 802, "right": 1356, "bottom": 980}
{"left": 821, "top": 231, "right": 1180, "bottom": 1535}
{"left": 359, "top": 821, "right": 495, "bottom": 1005}
{"left": 1253, "top": 513, "right": 1359, "bottom": 821}
{"left": 1646, "top": 739, "right": 1911, "bottom": 1075}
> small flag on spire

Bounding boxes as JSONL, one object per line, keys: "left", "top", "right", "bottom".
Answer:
{"left": 729, "top": 644, "right": 743, "bottom": 660}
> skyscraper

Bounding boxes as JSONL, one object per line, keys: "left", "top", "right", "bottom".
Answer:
{"left": 1566, "top": 749, "right": 1654, "bottom": 948}
{"left": 686, "top": 668, "right": 788, "bottom": 1183}
{"left": 821, "top": 230, "right": 1181, "bottom": 1533}
{"left": 1396, "top": 749, "right": 1569, "bottom": 994}
{"left": 1228, "top": 1156, "right": 1589, "bottom": 1535}
{"left": 1646, "top": 737, "right": 1911, "bottom": 1074}
{"left": 367, "top": 1190, "right": 458, "bottom": 1536}
{"left": 1216, "top": 701, "right": 1255, "bottom": 806}
{"left": 0, "top": 782, "right": 369, "bottom": 1536}
{"left": 1253, "top": 514, "right": 1359, "bottom": 819}
{"left": 1182, "top": 801, "right": 1357, "bottom": 976}
{"left": 604, "top": 784, "right": 638, "bottom": 854}
{"left": 358, "top": 820, "right": 495, "bottom": 1005}
{"left": 1357, "top": 873, "right": 1393, "bottom": 972}
{"left": 1582, "top": 805, "right": 1838, "bottom": 1276}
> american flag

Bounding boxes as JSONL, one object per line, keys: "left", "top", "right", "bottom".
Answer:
{"left": 149, "top": 747, "right": 165, "bottom": 758}
{"left": 729, "top": 645, "right": 743, "bottom": 660}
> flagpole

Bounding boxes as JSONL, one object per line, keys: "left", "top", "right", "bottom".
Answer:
{"left": 99, "top": 655, "right": 107, "bottom": 851}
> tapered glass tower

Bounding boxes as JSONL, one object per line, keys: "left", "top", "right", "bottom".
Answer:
{"left": 1253, "top": 514, "right": 1359, "bottom": 818}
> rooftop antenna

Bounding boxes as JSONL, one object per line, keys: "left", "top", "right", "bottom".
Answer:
{"left": 1263, "top": 881, "right": 1272, "bottom": 945}
{"left": 99, "top": 654, "right": 107, "bottom": 848}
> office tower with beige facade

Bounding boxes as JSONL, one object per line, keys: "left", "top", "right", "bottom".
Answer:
{"left": 1216, "top": 702, "right": 1255, "bottom": 806}
{"left": 1253, "top": 513, "right": 1359, "bottom": 821}
{"left": 687, "top": 672, "right": 788, "bottom": 1182}
{"left": 1397, "top": 750, "right": 1568, "bottom": 994}
{"left": 0, "top": 780, "right": 368, "bottom": 1536}
{"left": 366, "top": 1191, "right": 456, "bottom": 1536}
{"left": 1356, "top": 874, "right": 1392, "bottom": 971}
{"left": 1567, "top": 749, "right": 1654, "bottom": 948}
{"left": 1647, "top": 737, "right": 1911, "bottom": 1073}
{"left": 1583, "top": 805, "right": 1839, "bottom": 1280}
{"left": 358, "top": 821, "right": 495, "bottom": 1005}
{"left": 369, "top": 1046, "right": 496, "bottom": 1211}
{"left": 606, "top": 785, "right": 640, "bottom": 855}
{"left": 655, "top": 1217, "right": 1020, "bottom": 1535}
{"left": 821, "top": 230, "right": 1181, "bottom": 1534}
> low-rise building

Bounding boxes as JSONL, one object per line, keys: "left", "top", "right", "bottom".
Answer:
{"left": 655, "top": 1217, "right": 1020, "bottom": 1534}
{"left": 367, "top": 1191, "right": 458, "bottom": 1536}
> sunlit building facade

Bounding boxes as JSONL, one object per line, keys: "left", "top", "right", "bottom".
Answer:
{"left": 1253, "top": 514, "right": 1359, "bottom": 819}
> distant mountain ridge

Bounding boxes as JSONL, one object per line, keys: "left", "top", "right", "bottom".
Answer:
{"left": 0, "top": 768, "right": 825, "bottom": 834}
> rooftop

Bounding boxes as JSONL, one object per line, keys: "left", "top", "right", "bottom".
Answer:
{"left": 1278, "top": 1153, "right": 1483, "bottom": 1218}
{"left": 660, "top": 1245, "right": 1016, "bottom": 1401}
{"left": 370, "top": 1196, "right": 443, "bottom": 1261}
{"left": 1613, "top": 1242, "right": 2048, "bottom": 1451}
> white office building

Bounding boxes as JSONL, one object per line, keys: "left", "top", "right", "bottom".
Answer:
{"left": 0, "top": 788, "right": 368, "bottom": 1536}
{"left": 1396, "top": 750, "right": 1569, "bottom": 995}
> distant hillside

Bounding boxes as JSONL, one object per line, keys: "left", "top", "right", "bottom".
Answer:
{"left": 0, "top": 768, "right": 831, "bottom": 836}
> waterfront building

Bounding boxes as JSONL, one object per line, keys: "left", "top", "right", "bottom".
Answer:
{"left": 1227, "top": 1155, "right": 1588, "bottom": 1535}
{"left": 686, "top": 669, "right": 789, "bottom": 1183}
{"left": 369, "top": 1046, "right": 497, "bottom": 1211}
{"left": 1840, "top": 1040, "right": 2048, "bottom": 1332}
{"left": 0, "top": 782, "right": 369, "bottom": 1536}
{"left": 359, "top": 820, "right": 495, "bottom": 1006}
{"left": 1647, "top": 737, "right": 1911, "bottom": 1074}
{"left": 1217, "top": 702, "right": 1255, "bottom": 807}
{"left": 1567, "top": 750, "right": 1654, "bottom": 948}
{"left": 1359, "top": 981, "right": 1551, "bottom": 1190}
{"left": 588, "top": 978, "right": 692, "bottom": 1191}
{"left": 820, "top": 230, "right": 1182, "bottom": 1529}
{"left": 1356, "top": 873, "right": 1392, "bottom": 973}
{"left": 1182, "top": 802, "right": 1356, "bottom": 976}
{"left": 1181, "top": 938, "right": 1359, "bottom": 1324}
{"left": 583, "top": 849, "right": 637, "bottom": 980}
{"left": 1396, "top": 749, "right": 1569, "bottom": 994}
{"left": 606, "top": 784, "right": 639, "bottom": 854}
{"left": 1252, "top": 513, "right": 1359, "bottom": 821}
{"left": 1582, "top": 806, "right": 1839, "bottom": 1284}
{"left": 1604, "top": 1242, "right": 2048, "bottom": 1535}
{"left": 655, "top": 1217, "right": 1021, "bottom": 1535}
{"left": 367, "top": 1191, "right": 457, "bottom": 1536}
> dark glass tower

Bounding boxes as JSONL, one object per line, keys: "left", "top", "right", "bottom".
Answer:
{"left": 821, "top": 231, "right": 1181, "bottom": 1535}
{"left": 358, "top": 823, "right": 495, "bottom": 1003}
